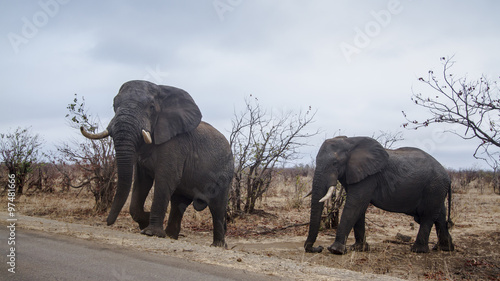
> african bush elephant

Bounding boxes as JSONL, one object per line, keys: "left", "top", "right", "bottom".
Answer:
{"left": 81, "top": 80, "right": 233, "bottom": 247}
{"left": 304, "top": 136, "right": 454, "bottom": 254}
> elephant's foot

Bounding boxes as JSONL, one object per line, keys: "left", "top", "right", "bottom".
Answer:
{"left": 432, "top": 240, "right": 455, "bottom": 252}
{"left": 351, "top": 242, "right": 370, "bottom": 252}
{"left": 211, "top": 240, "right": 228, "bottom": 249}
{"left": 132, "top": 212, "right": 150, "bottom": 230}
{"left": 166, "top": 230, "right": 179, "bottom": 240}
{"left": 165, "top": 224, "right": 180, "bottom": 240}
{"left": 141, "top": 225, "right": 166, "bottom": 238}
{"left": 411, "top": 243, "right": 430, "bottom": 253}
{"left": 138, "top": 220, "right": 149, "bottom": 230}
{"left": 328, "top": 242, "right": 347, "bottom": 255}
{"left": 304, "top": 244, "right": 324, "bottom": 253}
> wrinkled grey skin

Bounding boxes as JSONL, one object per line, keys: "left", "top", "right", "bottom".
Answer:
{"left": 305, "top": 136, "right": 454, "bottom": 255}
{"left": 82, "top": 80, "right": 233, "bottom": 247}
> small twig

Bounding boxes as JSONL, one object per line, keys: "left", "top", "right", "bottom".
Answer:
{"left": 365, "top": 217, "right": 385, "bottom": 228}
{"left": 254, "top": 222, "right": 309, "bottom": 235}
{"left": 383, "top": 240, "right": 412, "bottom": 245}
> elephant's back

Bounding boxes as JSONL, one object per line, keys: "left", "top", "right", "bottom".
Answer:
{"left": 373, "top": 147, "right": 450, "bottom": 213}
{"left": 196, "top": 122, "right": 229, "bottom": 142}
{"left": 193, "top": 121, "right": 232, "bottom": 152}
{"left": 390, "top": 147, "right": 439, "bottom": 163}
{"left": 186, "top": 121, "right": 234, "bottom": 167}
{"left": 388, "top": 147, "right": 449, "bottom": 181}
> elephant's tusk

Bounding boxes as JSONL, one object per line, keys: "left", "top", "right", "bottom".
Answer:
{"left": 303, "top": 189, "right": 312, "bottom": 198}
{"left": 142, "top": 130, "right": 152, "bottom": 144}
{"left": 80, "top": 127, "right": 109, "bottom": 139}
{"left": 319, "top": 185, "right": 335, "bottom": 203}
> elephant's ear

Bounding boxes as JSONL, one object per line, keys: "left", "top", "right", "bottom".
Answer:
{"left": 154, "top": 85, "right": 202, "bottom": 145}
{"left": 345, "top": 137, "right": 389, "bottom": 184}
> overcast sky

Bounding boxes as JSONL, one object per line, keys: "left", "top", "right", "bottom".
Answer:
{"left": 1, "top": 0, "right": 499, "bottom": 169}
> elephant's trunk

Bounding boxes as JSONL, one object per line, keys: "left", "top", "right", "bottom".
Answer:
{"left": 106, "top": 145, "right": 135, "bottom": 225}
{"left": 80, "top": 123, "right": 130, "bottom": 225}
{"left": 304, "top": 170, "right": 337, "bottom": 252}
{"left": 105, "top": 113, "right": 142, "bottom": 226}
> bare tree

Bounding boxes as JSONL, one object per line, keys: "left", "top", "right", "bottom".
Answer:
{"left": 230, "top": 96, "right": 318, "bottom": 214}
{"left": 403, "top": 57, "right": 500, "bottom": 168}
{"left": 372, "top": 131, "right": 404, "bottom": 149}
{"left": 1, "top": 127, "right": 43, "bottom": 195}
{"left": 53, "top": 94, "right": 117, "bottom": 212}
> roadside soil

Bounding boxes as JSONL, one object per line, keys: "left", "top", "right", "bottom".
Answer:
{"left": 3, "top": 186, "right": 499, "bottom": 280}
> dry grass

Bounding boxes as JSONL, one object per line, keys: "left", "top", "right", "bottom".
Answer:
{"left": 5, "top": 172, "right": 500, "bottom": 280}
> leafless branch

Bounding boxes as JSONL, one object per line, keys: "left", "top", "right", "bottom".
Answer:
{"left": 403, "top": 56, "right": 500, "bottom": 168}
{"left": 230, "top": 96, "right": 319, "bottom": 214}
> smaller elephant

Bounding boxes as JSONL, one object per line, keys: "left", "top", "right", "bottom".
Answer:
{"left": 304, "top": 136, "right": 454, "bottom": 255}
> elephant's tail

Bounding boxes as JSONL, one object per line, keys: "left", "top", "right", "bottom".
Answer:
{"left": 447, "top": 182, "right": 454, "bottom": 229}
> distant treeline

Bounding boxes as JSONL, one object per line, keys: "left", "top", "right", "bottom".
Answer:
{"left": 1, "top": 163, "right": 498, "bottom": 195}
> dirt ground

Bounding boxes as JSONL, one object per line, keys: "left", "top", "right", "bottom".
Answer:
{"left": 4, "top": 185, "right": 500, "bottom": 280}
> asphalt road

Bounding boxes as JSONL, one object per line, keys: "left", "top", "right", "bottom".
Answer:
{"left": 0, "top": 227, "right": 281, "bottom": 281}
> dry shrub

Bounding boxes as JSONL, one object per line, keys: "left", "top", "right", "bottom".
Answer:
{"left": 17, "top": 191, "right": 95, "bottom": 219}
{"left": 449, "top": 169, "right": 499, "bottom": 194}
{"left": 284, "top": 175, "right": 311, "bottom": 210}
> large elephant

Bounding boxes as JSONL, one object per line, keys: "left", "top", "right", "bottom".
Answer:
{"left": 304, "top": 136, "right": 454, "bottom": 254}
{"left": 81, "top": 80, "right": 233, "bottom": 247}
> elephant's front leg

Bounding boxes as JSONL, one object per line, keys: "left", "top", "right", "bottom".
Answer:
{"left": 141, "top": 179, "right": 173, "bottom": 238}
{"left": 328, "top": 184, "right": 373, "bottom": 255}
{"left": 351, "top": 212, "right": 370, "bottom": 252}
{"left": 129, "top": 167, "right": 153, "bottom": 230}
{"left": 328, "top": 205, "right": 370, "bottom": 255}
{"left": 411, "top": 217, "right": 433, "bottom": 253}
{"left": 165, "top": 193, "right": 192, "bottom": 239}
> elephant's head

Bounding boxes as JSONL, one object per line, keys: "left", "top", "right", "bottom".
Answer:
{"left": 304, "top": 136, "right": 389, "bottom": 252}
{"left": 81, "top": 80, "right": 202, "bottom": 225}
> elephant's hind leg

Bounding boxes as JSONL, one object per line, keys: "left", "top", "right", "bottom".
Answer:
{"left": 165, "top": 193, "right": 192, "bottom": 240}
{"left": 411, "top": 218, "right": 433, "bottom": 253}
{"left": 433, "top": 205, "right": 454, "bottom": 251}
{"left": 208, "top": 198, "right": 228, "bottom": 248}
